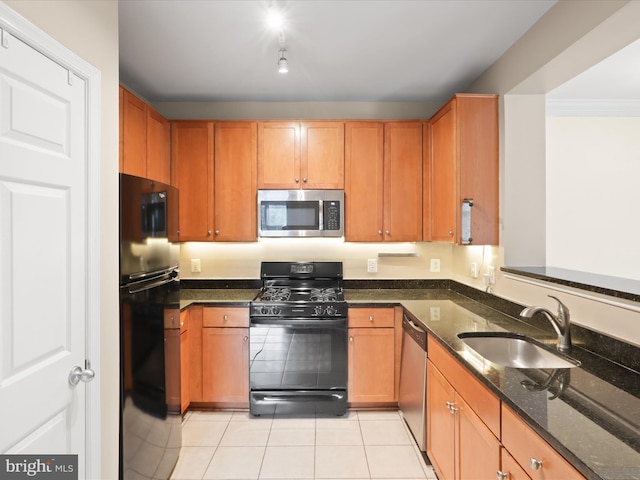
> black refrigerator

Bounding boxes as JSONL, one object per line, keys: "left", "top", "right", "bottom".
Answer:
{"left": 119, "top": 173, "right": 181, "bottom": 480}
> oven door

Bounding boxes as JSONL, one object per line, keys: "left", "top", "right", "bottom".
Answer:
{"left": 249, "top": 318, "right": 347, "bottom": 415}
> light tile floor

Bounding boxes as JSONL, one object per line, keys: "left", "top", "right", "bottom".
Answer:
{"left": 171, "top": 410, "right": 438, "bottom": 480}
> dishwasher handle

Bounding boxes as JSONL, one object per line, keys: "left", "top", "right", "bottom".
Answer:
{"left": 402, "top": 314, "right": 428, "bottom": 352}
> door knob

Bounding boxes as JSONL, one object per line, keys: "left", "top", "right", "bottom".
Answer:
{"left": 69, "top": 363, "right": 95, "bottom": 385}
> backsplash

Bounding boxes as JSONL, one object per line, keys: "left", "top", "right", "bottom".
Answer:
{"left": 180, "top": 240, "right": 453, "bottom": 279}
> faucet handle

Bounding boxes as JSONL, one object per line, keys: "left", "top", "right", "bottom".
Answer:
{"left": 548, "top": 295, "right": 570, "bottom": 323}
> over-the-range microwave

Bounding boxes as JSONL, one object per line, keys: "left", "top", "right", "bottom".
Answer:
{"left": 257, "top": 189, "right": 344, "bottom": 237}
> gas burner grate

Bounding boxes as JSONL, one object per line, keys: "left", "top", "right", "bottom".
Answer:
{"left": 261, "top": 287, "right": 291, "bottom": 302}
{"left": 309, "top": 288, "right": 338, "bottom": 302}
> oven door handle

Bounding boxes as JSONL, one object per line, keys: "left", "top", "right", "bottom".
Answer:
{"left": 250, "top": 317, "right": 347, "bottom": 328}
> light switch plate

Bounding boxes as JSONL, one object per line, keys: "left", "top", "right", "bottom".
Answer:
{"left": 190, "top": 258, "right": 201, "bottom": 273}
{"left": 367, "top": 258, "right": 378, "bottom": 273}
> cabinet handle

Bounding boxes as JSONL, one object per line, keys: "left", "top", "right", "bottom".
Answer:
{"left": 530, "top": 458, "right": 543, "bottom": 470}
{"left": 243, "top": 336, "right": 248, "bottom": 343}
{"left": 302, "top": 177, "right": 307, "bottom": 183}
{"left": 377, "top": 230, "right": 383, "bottom": 235}
{"left": 180, "top": 321, "right": 184, "bottom": 327}
{"left": 445, "top": 401, "right": 458, "bottom": 414}
{"left": 369, "top": 315, "right": 374, "bottom": 321}
{"left": 385, "top": 230, "right": 390, "bottom": 235}
{"left": 496, "top": 471, "right": 508, "bottom": 480}
{"left": 295, "top": 177, "right": 300, "bottom": 183}
{"left": 349, "top": 336, "right": 354, "bottom": 342}
{"left": 448, "top": 230, "right": 454, "bottom": 236}
{"left": 223, "top": 315, "right": 228, "bottom": 321}
{"left": 207, "top": 230, "right": 212, "bottom": 235}
{"left": 215, "top": 230, "right": 220, "bottom": 235}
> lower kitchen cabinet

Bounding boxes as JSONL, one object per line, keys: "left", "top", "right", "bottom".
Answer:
{"left": 499, "top": 448, "right": 532, "bottom": 480}
{"left": 347, "top": 307, "right": 401, "bottom": 405}
{"left": 201, "top": 307, "right": 249, "bottom": 407}
{"left": 426, "top": 336, "right": 501, "bottom": 480}
{"left": 501, "top": 405, "right": 587, "bottom": 480}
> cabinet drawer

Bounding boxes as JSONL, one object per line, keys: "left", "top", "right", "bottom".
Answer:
{"left": 501, "top": 447, "right": 531, "bottom": 480}
{"left": 428, "top": 336, "right": 500, "bottom": 437}
{"left": 348, "top": 307, "right": 395, "bottom": 328}
{"left": 203, "top": 307, "right": 249, "bottom": 327}
{"left": 502, "top": 405, "right": 586, "bottom": 480}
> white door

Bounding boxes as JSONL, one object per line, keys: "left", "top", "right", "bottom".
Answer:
{"left": 0, "top": 24, "right": 91, "bottom": 474}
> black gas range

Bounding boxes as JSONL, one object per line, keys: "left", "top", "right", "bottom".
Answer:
{"left": 249, "top": 261, "right": 348, "bottom": 416}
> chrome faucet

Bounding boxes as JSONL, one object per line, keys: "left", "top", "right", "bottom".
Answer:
{"left": 520, "top": 295, "right": 572, "bottom": 353}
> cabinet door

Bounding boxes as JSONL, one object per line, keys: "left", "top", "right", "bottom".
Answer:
{"left": 214, "top": 122, "right": 257, "bottom": 241}
{"left": 344, "top": 122, "right": 384, "bottom": 241}
{"left": 171, "top": 122, "right": 214, "bottom": 241}
{"left": 146, "top": 106, "right": 171, "bottom": 185}
{"left": 348, "top": 327, "right": 395, "bottom": 404}
{"left": 383, "top": 122, "right": 423, "bottom": 241}
{"left": 180, "top": 328, "right": 189, "bottom": 413}
{"left": 202, "top": 327, "right": 249, "bottom": 404}
{"left": 301, "top": 122, "right": 345, "bottom": 189}
{"left": 258, "top": 122, "right": 300, "bottom": 188}
{"left": 430, "top": 100, "right": 457, "bottom": 242}
{"left": 500, "top": 448, "right": 532, "bottom": 480}
{"left": 427, "top": 360, "right": 456, "bottom": 480}
{"left": 456, "top": 393, "right": 500, "bottom": 480}
{"left": 121, "top": 88, "right": 147, "bottom": 178}
{"left": 188, "top": 306, "right": 203, "bottom": 403}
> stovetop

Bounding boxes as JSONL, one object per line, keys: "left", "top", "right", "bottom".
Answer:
{"left": 251, "top": 261, "right": 347, "bottom": 319}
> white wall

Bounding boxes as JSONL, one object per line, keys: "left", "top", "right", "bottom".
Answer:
{"left": 3, "top": 1, "right": 120, "bottom": 478}
{"left": 546, "top": 115, "right": 640, "bottom": 279}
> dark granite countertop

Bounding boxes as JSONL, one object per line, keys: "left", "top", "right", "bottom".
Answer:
{"left": 180, "top": 287, "right": 640, "bottom": 479}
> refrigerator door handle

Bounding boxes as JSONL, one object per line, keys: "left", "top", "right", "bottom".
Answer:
{"left": 125, "top": 274, "right": 176, "bottom": 294}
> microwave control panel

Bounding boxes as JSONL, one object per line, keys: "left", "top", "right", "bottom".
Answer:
{"left": 323, "top": 201, "right": 341, "bottom": 231}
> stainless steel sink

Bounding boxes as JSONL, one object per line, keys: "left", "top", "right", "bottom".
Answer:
{"left": 457, "top": 332, "right": 581, "bottom": 369}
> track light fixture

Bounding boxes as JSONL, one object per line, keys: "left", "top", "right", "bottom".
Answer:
{"left": 278, "top": 49, "right": 288, "bottom": 74}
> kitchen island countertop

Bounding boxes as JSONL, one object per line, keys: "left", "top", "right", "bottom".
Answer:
{"left": 181, "top": 287, "right": 640, "bottom": 480}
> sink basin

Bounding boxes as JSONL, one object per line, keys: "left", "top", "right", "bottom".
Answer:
{"left": 457, "top": 332, "right": 581, "bottom": 369}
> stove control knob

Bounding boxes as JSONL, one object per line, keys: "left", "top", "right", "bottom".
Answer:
{"left": 272, "top": 306, "right": 281, "bottom": 316}
{"left": 260, "top": 306, "right": 269, "bottom": 315}
{"left": 313, "top": 305, "right": 324, "bottom": 316}
{"left": 325, "top": 305, "right": 336, "bottom": 316}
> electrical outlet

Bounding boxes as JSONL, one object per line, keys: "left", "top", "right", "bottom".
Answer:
{"left": 190, "top": 258, "right": 201, "bottom": 273}
{"left": 430, "top": 306, "right": 441, "bottom": 321}
{"left": 430, "top": 258, "right": 441, "bottom": 273}
{"left": 471, "top": 262, "right": 478, "bottom": 278}
{"left": 487, "top": 266, "right": 496, "bottom": 284}
{"left": 367, "top": 258, "right": 378, "bottom": 273}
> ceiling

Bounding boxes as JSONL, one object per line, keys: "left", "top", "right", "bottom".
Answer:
{"left": 118, "top": 0, "right": 557, "bottom": 103}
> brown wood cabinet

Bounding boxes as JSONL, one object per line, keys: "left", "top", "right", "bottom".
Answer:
{"left": 258, "top": 121, "right": 344, "bottom": 189}
{"left": 502, "top": 405, "right": 587, "bottom": 480}
{"left": 499, "top": 448, "right": 532, "bottom": 480}
{"left": 171, "top": 121, "right": 214, "bottom": 241}
{"left": 426, "top": 336, "right": 501, "bottom": 480}
{"left": 345, "top": 122, "right": 423, "bottom": 241}
{"left": 344, "top": 122, "right": 384, "bottom": 241}
{"left": 188, "top": 306, "right": 203, "bottom": 403}
{"left": 428, "top": 94, "right": 498, "bottom": 245}
{"left": 119, "top": 86, "right": 171, "bottom": 184}
{"left": 214, "top": 122, "right": 257, "bottom": 241}
{"left": 201, "top": 307, "right": 249, "bottom": 407}
{"left": 146, "top": 107, "right": 171, "bottom": 184}
{"left": 179, "top": 309, "right": 190, "bottom": 413}
{"left": 347, "top": 307, "right": 396, "bottom": 405}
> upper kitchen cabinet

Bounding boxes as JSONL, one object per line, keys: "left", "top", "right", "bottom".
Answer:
{"left": 429, "top": 94, "right": 499, "bottom": 245}
{"left": 119, "top": 86, "right": 171, "bottom": 184}
{"left": 345, "top": 122, "right": 384, "bottom": 241}
{"left": 171, "top": 121, "right": 214, "bottom": 241}
{"left": 258, "top": 121, "right": 345, "bottom": 189}
{"left": 345, "top": 121, "right": 423, "bottom": 242}
{"left": 213, "top": 122, "right": 257, "bottom": 241}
